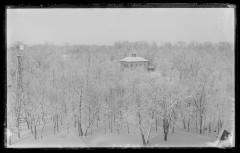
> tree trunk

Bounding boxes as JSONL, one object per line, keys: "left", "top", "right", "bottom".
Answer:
{"left": 146, "top": 120, "right": 153, "bottom": 145}
{"left": 183, "top": 119, "right": 186, "bottom": 129}
{"left": 78, "top": 88, "right": 83, "bottom": 135}
{"left": 56, "top": 116, "right": 59, "bottom": 132}
{"left": 155, "top": 117, "right": 158, "bottom": 132}
{"left": 164, "top": 132, "right": 168, "bottom": 141}
{"left": 110, "top": 114, "right": 113, "bottom": 133}
{"left": 34, "top": 125, "right": 37, "bottom": 140}
{"left": 53, "top": 116, "right": 56, "bottom": 135}
{"left": 219, "top": 120, "right": 223, "bottom": 129}
{"left": 139, "top": 126, "right": 146, "bottom": 145}
{"left": 56, "top": 114, "right": 59, "bottom": 133}
{"left": 25, "top": 117, "right": 30, "bottom": 129}
{"left": 96, "top": 115, "right": 99, "bottom": 128}
{"left": 172, "top": 125, "right": 175, "bottom": 133}
{"left": 30, "top": 120, "right": 33, "bottom": 134}
{"left": 137, "top": 111, "right": 146, "bottom": 145}
{"left": 17, "top": 117, "right": 20, "bottom": 139}
{"left": 195, "top": 113, "right": 198, "bottom": 132}
{"left": 61, "top": 115, "right": 63, "bottom": 126}
{"left": 117, "top": 117, "right": 119, "bottom": 134}
{"left": 217, "top": 120, "right": 222, "bottom": 134}
{"left": 187, "top": 119, "right": 190, "bottom": 131}
{"left": 88, "top": 106, "right": 91, "bottom": 132}
{"left": 172, "top": 118, "right": 175, "bottom": 133}
{"left": 113, "top": 113, "right": 116, "bottom": 132}
{"left": 163, "top": 118, "right": 169, "bottom": 141}
{"left": 108, "top": 114, "right": 111, "bottom": 133}
{"left": 17, "top": 126, "right": 20, "bottom": 139}
{"left": 78, "top": 118, "right": 83, "bottom": 136}
{"left": 208, "top": 122, "right": 211, "bottom": 133}
{"left": 199, "top": 114, "right": 203, "bottom": 134}
{"left": 74, "top": 115, "right": 77, "bottom": 128}
{"left": 41, "top": 120, "right": 46, "bottom": 139}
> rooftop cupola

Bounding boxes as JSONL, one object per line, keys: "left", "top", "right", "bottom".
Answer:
{"left": 131, "top": 53, "right": 136, "bottom": 57}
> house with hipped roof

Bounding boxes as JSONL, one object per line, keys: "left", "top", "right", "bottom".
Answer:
{"left": 120, "top": 53, "right": 154, "bottom": 71}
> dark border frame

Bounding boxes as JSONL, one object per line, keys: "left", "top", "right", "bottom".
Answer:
{"left": 1, "top": 2, "right": 238, "bottom": 152}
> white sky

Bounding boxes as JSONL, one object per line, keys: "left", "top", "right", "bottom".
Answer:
{"left": 7, "top": 8, "right": 235, "bottom": 46}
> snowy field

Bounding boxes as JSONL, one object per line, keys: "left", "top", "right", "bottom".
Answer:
{"left": 8, "top": 129, "right": 217, "bottom": 148}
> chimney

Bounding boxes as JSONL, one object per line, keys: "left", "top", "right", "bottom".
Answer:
{"left": 19, "top": 44, "right": 24, "bottom": 51}
{"left": 132, "top": 53, "right": 136, "bottom": 57}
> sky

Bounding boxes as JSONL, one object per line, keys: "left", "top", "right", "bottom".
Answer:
{"left": 7, "top": 8, "right": 235, "bottom": 46}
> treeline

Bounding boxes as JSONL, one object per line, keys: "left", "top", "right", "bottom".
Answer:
{"left": 7, "top": 41, "right": 234, "bottom": 145}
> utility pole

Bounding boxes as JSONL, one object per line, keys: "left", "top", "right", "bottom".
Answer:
{"left": 16, "top": 44, "right": 24, "bottom": 139}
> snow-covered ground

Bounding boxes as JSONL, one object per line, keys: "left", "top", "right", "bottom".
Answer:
{"left": 8, "top": 129, "right": 219, "bottom": 148}
{"left": 150, "top": 130, "right": 215, "bottom": 147}
{"left": 83, "top": 133, "right": 142, "bottom": 147}
{"left": 8, "top": 132, "right": 87, "bottom": 148}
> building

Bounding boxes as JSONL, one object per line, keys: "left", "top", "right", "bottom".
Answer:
{"left": 120, "top": 53, "right": 150, "bottom": 71}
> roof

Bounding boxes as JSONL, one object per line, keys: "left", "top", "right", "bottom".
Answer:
{"left": 120, "top": 56, "right": 148, "bottom": 62}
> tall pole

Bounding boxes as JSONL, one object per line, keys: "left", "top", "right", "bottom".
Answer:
{"left": 16, "top": 44, "right": 24, "bottom": 139}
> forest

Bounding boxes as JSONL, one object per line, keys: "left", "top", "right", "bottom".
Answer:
{"left": 7, "top": 41, "right": 234, "bottom": 147}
